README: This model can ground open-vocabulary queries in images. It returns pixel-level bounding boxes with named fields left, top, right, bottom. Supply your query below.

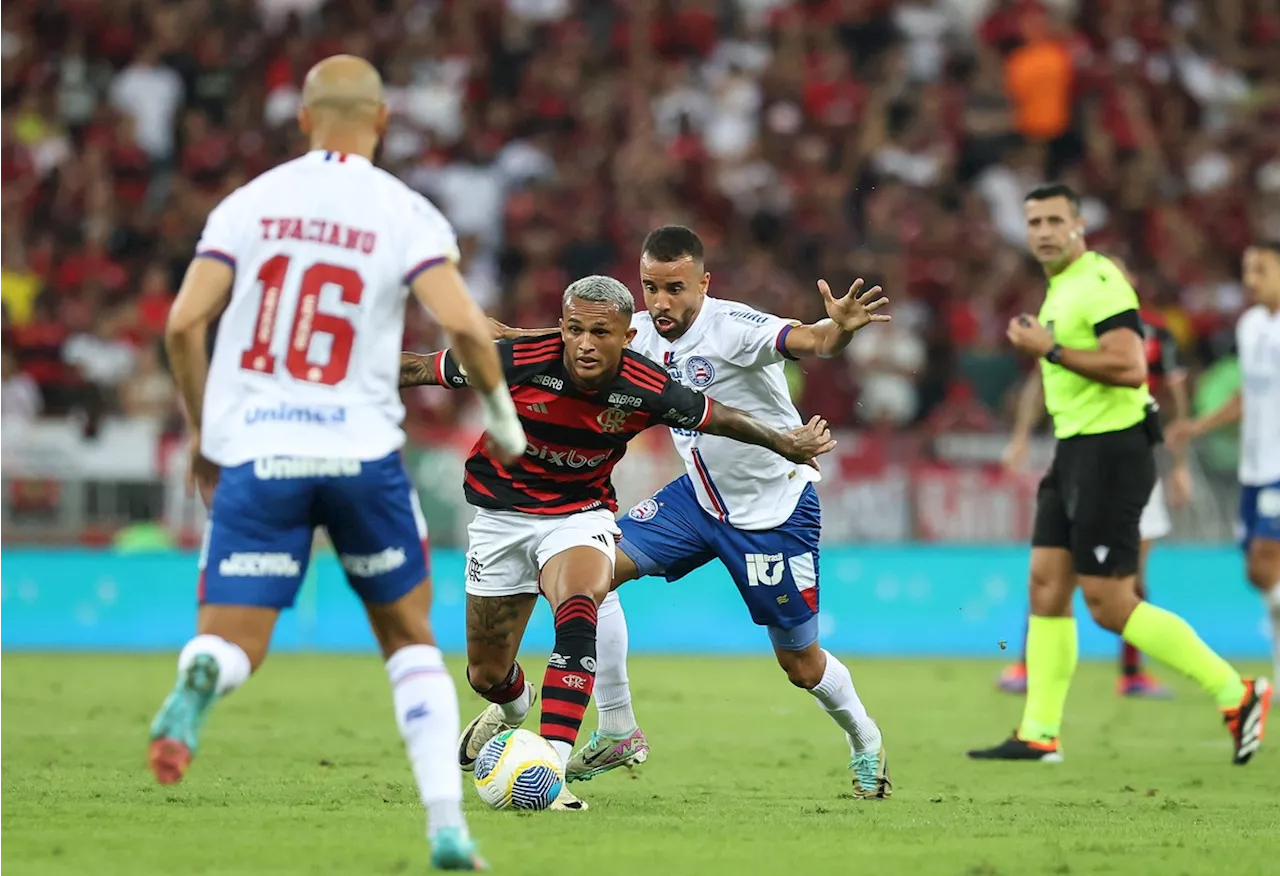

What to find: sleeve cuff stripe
left=435, top=350, right=448, bottom=387
left=404, top=256, right=449, bottom=286
left=775, top=324, right=799, bottom=360
left=197, top=250, right=236, bottom=269
left=696, top=396, right=713, bottom=430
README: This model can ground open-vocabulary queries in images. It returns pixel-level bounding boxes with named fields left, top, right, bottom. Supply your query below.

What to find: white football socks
left=178, top=634, right=251, bottom=697
left=498, top=679, right=535, bottom=725
left=386, top=645, right=466, bottom=838
left=808, top=650, right=882, bottom=755
left=593, top=591, right=639, bottom=735
left=550, top=740, right=573, bottom=766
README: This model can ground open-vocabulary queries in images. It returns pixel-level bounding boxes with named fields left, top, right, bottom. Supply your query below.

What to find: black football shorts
left=1031, top=423, right=1156, bottom=577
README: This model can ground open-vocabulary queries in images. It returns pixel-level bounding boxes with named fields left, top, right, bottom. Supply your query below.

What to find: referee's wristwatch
left=1044, top=343, right=1064, bottom=365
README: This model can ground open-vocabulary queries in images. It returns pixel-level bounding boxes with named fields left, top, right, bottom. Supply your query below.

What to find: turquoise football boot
left=430, top=827, right=488, bottom=871
left=147, top=654, right=220, bottom=784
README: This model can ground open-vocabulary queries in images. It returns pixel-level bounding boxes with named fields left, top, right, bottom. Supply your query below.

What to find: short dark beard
left=654, top=311, right=696, bottom=341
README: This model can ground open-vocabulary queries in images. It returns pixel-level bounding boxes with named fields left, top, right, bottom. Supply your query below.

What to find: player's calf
left=366, top=578, right=479, bottom=850
left=540, top=594, right=599, bottom=766
left=386, top=643, right=475, bottom=846
left=458, top=591, right=539, bottom=769
left=775, top=641, right=827, bottom=689
left=537, top=544, right=612, bottom=765
left=566, top=591, right=650, bottom=783
left=775, top=635, right=889, bottom=798
left=458, top=663, right=538, bottom=771
left=1245, top=541, right=1280, bottom=700
left=1079, top=574, right=1142, bottom=634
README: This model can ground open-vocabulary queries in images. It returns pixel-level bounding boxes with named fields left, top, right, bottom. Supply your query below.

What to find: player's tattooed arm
left=399, top=352, right=442, bottom=387
left=781, top=278, right=890, bottom=359
left=701, top=402, right=836, bottom=465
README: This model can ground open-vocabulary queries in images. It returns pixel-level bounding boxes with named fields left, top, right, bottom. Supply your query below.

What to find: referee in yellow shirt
left=967, top=183, right=1270, bottom=765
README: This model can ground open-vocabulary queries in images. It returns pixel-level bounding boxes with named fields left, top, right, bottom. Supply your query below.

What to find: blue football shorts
left=617, top=475, right=821, bottom=651
left=198, top=451, right=429, bottom=609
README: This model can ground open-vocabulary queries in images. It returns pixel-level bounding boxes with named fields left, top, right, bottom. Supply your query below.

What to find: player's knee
left=1245, top=545, right=1280, bottom=592
left=1079, top=577, right=1135, bottom=633
left=1028, top=552, right=1074, bottom=616
left=466, top=661, right=511, bottom=695
left=776, top=647, right=824, bottom=689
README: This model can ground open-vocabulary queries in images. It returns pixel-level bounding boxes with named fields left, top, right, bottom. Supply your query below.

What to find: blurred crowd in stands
left=3, top=0, right=1279, bottom=437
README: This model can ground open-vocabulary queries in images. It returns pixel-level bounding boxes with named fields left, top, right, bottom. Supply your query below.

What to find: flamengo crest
left=596, top=407, right=632, bottom=434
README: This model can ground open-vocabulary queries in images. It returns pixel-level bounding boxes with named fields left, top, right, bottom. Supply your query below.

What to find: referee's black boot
left=967, top=732, right=1063, bottom=763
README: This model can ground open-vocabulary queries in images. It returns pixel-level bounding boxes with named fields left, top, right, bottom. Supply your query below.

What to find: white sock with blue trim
left=809, top=650, right=882, bottom=755
left=594, top=591, right=638, bottom=736
left=386, top=645, right=466, bottom=838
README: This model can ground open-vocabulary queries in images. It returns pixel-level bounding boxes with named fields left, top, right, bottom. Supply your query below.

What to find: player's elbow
left=1118, top=360, right=1148, bottom=388
left=164, top=307, right=206, bottom=348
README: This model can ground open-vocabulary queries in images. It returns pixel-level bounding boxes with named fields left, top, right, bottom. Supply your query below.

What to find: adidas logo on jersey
left=526, top=402, right=549, bottom=414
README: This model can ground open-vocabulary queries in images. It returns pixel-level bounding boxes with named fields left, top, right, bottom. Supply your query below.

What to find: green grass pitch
left=3, top=653, right=1277, bottom=875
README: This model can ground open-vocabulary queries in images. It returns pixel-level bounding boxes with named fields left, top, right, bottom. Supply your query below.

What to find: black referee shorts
left=1031, top=423, right=1156, bottom=577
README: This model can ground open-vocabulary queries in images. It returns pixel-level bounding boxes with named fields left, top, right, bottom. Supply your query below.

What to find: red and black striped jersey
left=1140, top=307, right=1181, bottom=395
left=428, top=333, right=714, bottom=515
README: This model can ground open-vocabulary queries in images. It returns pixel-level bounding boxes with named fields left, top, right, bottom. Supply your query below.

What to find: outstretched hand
left=818, top=278, right=890, bottom=333
left=783, top=415, right=837, bottom=467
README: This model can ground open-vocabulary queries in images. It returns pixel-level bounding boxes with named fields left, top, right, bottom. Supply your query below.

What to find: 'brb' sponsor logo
left=219, top=552, right=300, bottom=577
left=607, top=392, right=643, bottom=408
left=254, top=458, right=362, bottom=479
left=340, top=546, right=407, bottom=577
left=245, top=403, right=346, bottom=425
left=532, top=374, right=564, bottom=391
left=525, top=444, right=611, bottom=468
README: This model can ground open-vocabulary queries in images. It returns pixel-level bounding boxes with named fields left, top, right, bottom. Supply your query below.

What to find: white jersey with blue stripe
left=1237, top=303, right=1280, bottom=485
left=629, top=296, right=819, bottom=530
left=195, top=150, right=459, bottom=467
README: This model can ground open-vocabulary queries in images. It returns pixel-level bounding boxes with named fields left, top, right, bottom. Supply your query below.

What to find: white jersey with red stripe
left=195, top=150, right=459, bottom=467
left=629, top=296, right=818, bottom=530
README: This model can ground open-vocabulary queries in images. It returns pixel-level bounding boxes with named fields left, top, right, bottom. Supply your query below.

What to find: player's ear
left=297, top=105, right=313, bottom=138
left=375, top=102, right=389, bottom=138
left=625, top=327, right=637, bottom=346
left=700, top=271, right=710, bottom=294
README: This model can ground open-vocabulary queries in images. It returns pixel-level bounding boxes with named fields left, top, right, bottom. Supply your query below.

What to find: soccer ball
left=473, top=729, right=565, bottom=811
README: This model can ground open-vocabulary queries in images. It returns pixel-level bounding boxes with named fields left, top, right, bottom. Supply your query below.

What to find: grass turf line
left=2, top=654, right=1276, bottom=875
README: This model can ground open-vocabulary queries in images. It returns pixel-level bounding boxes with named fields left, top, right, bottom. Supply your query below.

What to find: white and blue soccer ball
left=473, top=729, right=565, bottom=811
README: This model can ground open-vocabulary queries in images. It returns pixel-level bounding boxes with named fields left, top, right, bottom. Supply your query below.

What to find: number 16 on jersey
left=240, top=255, right=364, bottom=386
